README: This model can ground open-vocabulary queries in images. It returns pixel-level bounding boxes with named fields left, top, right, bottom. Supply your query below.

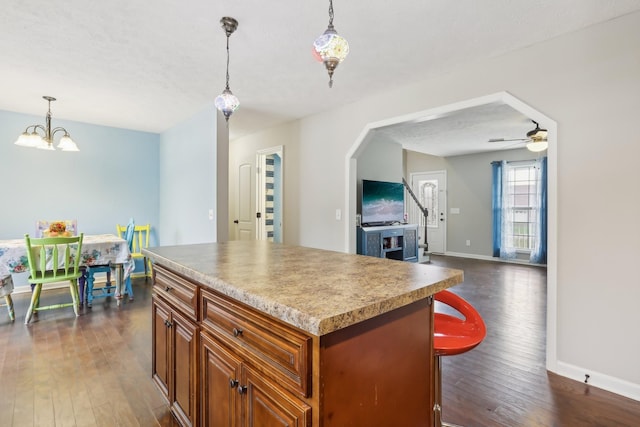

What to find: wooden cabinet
left=151, top=262, right=435, bottom=426
left=200, top=288, right=311, bottom=426
left=200, top=331, right=241, bottom=426
left=201, top=330, right=311, bottom=426
left=357, top=224, right=419, bottom=262
left=152, top=266, right=200, bottom=427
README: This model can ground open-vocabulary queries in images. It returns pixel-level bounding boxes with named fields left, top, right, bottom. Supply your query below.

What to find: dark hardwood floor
left=0, top=278, right=178, bottom=427
left=428, top=254, right=640, bottom=427
left=0, top=258, right=638, bottom=426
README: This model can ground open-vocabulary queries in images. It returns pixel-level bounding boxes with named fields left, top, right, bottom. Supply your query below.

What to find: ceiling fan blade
left=488, top=138, right=528, bottom=143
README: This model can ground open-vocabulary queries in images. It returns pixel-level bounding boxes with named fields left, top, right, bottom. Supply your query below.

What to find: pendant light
left=14, top=96, right=79, bottom=151
left=215, top=17, right=240, bottom=122
left=314, top=0, right=349, bottom=88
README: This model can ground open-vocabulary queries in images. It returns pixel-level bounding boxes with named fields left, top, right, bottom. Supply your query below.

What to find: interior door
left=237, top=163, right=254, bottom=240
left=410, top=171, right=447, bottom=254
left=256, top=146, right=283, bottom=243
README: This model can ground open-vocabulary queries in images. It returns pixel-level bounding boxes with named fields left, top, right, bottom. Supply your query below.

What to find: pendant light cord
left=328, top=0, right=334, bottom=26
left=225, top=35, right=231, bottom=90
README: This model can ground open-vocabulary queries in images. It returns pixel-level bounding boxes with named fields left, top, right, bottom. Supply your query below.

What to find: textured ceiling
left=1, top=1, right=639, bottom=146
left=376, top=103, right=535, bottom=157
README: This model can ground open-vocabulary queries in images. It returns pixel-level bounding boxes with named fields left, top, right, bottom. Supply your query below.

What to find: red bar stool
left=433, top=290, right=487, bottom=427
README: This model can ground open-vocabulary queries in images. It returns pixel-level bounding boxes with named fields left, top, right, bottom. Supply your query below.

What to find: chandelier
left=14, top=96, right=79, bottom=151
left=314, top=0, right=349, bottom=88
left=214, top=17, right=240, bottom=122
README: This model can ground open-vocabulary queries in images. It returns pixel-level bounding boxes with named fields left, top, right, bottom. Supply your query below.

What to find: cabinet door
left=172, top=309, right=199, bottom=427
left=201, top=331, right=242, bottom=427
left=364, top=231, right=381, bottom=257
left=403, top=226, right=418, bottom=261
left=152, top=297, right=171, bottom=400
left=242, top=367, right=311, bottom=427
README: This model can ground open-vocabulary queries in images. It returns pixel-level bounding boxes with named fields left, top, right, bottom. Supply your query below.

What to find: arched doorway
left=344, top=91, right=558, bottom=372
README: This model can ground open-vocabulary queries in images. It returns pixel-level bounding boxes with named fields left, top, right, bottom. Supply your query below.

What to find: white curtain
left=499, top=161, right=517, bottom=260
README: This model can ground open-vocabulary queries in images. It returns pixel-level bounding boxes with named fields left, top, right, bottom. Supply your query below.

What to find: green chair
left=24, top=233, right=84, bottom=324
left=117, top=222, right=152, bottom=279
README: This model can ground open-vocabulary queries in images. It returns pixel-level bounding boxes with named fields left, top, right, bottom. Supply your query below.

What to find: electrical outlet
left=466, top=240, right=471, bottom=246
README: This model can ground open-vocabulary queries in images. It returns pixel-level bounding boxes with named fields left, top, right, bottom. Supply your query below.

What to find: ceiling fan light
left=527, top=128, right=548, bottom=140
left=526, top=139, right=548, bottom=152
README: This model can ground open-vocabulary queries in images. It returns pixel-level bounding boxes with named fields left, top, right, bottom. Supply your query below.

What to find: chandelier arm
left=26, top=124, right=46, bottom=134
left=51, top=127, right=70, bottom=138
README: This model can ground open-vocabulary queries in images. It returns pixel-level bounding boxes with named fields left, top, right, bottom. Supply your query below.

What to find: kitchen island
left=144, top=241, right=463, bottom=427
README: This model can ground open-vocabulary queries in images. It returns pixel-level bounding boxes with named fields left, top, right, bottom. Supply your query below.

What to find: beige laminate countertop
left=143, top=241, right=463, bottom=336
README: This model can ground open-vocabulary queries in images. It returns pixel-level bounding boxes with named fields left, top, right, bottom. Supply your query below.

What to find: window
left=504, top=162, right=540, bottom=251
left=492, top=157, right=547, bottom=264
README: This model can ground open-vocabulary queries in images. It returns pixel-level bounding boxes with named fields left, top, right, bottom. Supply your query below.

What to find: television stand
left=357, top=224, right=419, bottom=262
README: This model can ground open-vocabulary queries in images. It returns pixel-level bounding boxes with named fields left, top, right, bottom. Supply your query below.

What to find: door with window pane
left=410, top=171, right=446, bottom=254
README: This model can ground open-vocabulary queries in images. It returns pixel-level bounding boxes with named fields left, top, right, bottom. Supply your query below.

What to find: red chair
left=433, top=290, right=487, bottom=427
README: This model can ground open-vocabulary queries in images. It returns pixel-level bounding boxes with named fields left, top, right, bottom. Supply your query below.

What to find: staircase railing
left=402, top=178, right=429, bottom=256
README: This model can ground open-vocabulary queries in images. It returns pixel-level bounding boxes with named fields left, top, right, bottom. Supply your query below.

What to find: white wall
left=228, top=121, right=300, bottom=245
left=232, top=12, right=640, bottom=399
left=355, top=136, right=404, bottom=222
left=159, top=104, right=222, bottom=245
left=357, top=137, right=404, bottom=181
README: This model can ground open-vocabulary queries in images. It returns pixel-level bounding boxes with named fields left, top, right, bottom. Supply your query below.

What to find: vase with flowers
left=43, top=221, right=72, bottom=237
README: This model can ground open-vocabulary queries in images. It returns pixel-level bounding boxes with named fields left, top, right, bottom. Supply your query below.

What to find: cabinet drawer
left=154, top=265, right=198, bottom=321
left=201, top=288, right=311, bottom=398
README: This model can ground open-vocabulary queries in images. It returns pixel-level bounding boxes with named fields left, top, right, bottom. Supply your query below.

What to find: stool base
left=433, top=356, right=466, bottom=427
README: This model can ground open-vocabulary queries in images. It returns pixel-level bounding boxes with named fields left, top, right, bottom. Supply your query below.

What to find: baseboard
left=441, top=251, right=547, bottom=267
left=556, top=361, right=640, bottom=402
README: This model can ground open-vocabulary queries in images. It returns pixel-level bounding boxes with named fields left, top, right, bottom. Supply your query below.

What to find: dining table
left=0, top=233, right=134, bottom=300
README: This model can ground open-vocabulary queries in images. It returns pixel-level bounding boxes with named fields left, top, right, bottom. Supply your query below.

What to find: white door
left=236, top=163, right=254, bottom=240
left=410, top=171, right=447, bottom=254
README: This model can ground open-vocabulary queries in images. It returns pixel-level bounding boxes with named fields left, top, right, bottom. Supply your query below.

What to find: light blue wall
left=0, top=109, right=160, bottom=245
left=159, top=104, right=219, bottom=245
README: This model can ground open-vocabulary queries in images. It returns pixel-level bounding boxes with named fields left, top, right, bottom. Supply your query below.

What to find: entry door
left=236, top=163, right=254, bottom=240
left=410, top=171, right=447, bottom=254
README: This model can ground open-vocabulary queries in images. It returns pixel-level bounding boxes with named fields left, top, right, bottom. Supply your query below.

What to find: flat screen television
left=361, top=179, right=405, bottom=226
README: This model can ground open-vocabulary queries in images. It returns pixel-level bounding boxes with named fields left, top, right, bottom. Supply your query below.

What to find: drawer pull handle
left=165, top=286, right=172, bottom=292
left=229, top=379, right=239, bottom=389
left=232, top=328, right=243, bottom=337
left=237, top=385, right=247, bottom=395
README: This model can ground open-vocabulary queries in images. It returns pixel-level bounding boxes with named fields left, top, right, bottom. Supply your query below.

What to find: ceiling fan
left=488, top=120, right=548, bottom=152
